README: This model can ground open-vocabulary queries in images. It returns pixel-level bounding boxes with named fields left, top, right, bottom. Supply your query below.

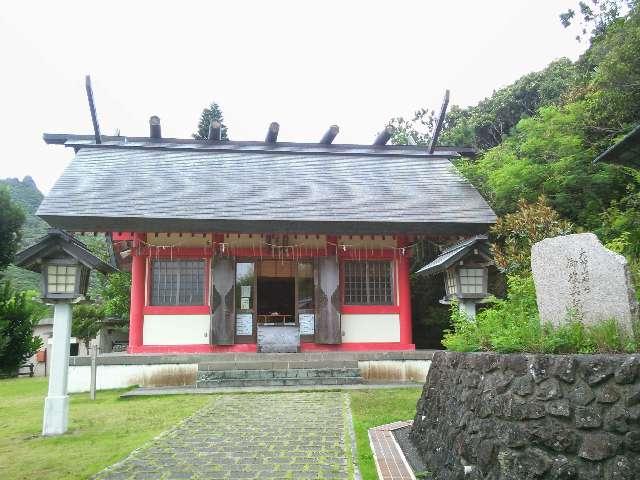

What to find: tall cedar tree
left=193, top=102, right=229, bottom=140
left=0, top=187, right=25, bottom=272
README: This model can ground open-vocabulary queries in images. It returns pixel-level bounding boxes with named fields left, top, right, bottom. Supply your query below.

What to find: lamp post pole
left=42, top=303, right=72, bottom=436
left=460, top=299, right=477, bottom=320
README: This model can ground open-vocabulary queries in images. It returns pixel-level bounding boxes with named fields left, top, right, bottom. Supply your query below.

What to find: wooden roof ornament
left=429, top=89, right=450, bottom=154
left=207, top=120, right=222, bottom=143
left=149, top=116, right=162, bottom=139
left=85, top=75, right=101, bottom=145
left=319, top=125, right=339, bottom=145
left=373, top=125, right=393, bottom=146
left=265, top=122, right=280, bottom=143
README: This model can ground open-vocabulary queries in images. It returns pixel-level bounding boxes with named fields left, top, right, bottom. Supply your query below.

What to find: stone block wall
left=410, top=351, right=640, bottom=479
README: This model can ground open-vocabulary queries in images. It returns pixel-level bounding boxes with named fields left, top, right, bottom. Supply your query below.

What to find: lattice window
left=458, top=268, right=485, bottom=295
left=344, top=261, right=393, bottom=305
left=47, top=264, right=77, bottom=294
left=151, top=260, right=205, bottom=306
left=445, top=270, right=457, bottom=296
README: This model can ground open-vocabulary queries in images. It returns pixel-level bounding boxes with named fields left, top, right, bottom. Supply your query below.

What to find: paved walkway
left=93, top=392, right=352, bottom=480
left=368, top=421, right=415, bottom=480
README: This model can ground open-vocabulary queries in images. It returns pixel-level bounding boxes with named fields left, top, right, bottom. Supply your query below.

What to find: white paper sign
left=240, top=297, right=250, bottom=310
left=236, top=313, right=253, bottom=336
left=299, top=314, right=315, bottom=335
left=241, top=285, right=251, bottom=298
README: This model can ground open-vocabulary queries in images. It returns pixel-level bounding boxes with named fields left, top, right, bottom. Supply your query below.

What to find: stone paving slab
left=93, top=392, right=352, bottom=480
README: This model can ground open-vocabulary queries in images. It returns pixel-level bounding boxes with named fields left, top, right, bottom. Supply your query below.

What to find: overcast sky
left=0, top=1, right=586, bottom=193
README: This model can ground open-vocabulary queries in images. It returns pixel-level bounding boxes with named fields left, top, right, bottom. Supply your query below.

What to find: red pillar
left=128, top=233, right=146, bottom=352
left=398, top=248, right=414, bottom=347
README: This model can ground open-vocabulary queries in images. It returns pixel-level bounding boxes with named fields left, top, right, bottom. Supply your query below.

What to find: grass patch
left=349, top=388, right=422, bottom=480
left=0, top=377, right=210, bottom=480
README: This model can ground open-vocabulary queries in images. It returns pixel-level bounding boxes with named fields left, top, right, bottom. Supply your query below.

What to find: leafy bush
left=442, top=274, right=638, bottom=354
left=72, top=304, right=106, bottom=352
left=490, top=197, right=573, bottom=274
left=100, top=271, right=131, bottom=320
left=0, top=283, right=45, bottom=375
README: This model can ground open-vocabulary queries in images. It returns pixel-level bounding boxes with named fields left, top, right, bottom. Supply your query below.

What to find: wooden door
left=211, top=257, right=235, bottom=345
left=314, top=256, right=342, bottom=344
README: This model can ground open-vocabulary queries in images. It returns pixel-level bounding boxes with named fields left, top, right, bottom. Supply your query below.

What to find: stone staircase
left=196, top=359, right=364, bottom=388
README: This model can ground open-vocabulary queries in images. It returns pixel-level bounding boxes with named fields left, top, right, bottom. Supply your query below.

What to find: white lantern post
left=14, top=229, right=117, bottom=436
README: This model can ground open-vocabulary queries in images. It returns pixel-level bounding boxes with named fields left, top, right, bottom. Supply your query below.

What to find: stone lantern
left=15, top=229, right=117, bottom=435
left=417, top=236, right=493, bottom=319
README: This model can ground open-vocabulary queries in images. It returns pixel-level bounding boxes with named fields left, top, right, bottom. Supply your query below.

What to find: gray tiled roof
left=417, top=235, right=490, bottom=275
left=38, top=142, right=496, bottom=234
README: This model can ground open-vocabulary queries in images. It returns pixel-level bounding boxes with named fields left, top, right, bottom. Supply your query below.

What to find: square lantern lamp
left=42, top=258, right=91, bottom=302
left=443, top=263, right=489, bottom=301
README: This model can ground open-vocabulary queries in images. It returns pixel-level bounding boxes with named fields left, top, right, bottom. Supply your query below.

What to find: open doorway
left=257, top=260, right=296, bottom=325
left=257, top=277, right=295, bottom=321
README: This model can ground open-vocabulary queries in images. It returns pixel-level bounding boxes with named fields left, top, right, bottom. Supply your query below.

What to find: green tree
left=490, top=197, right=574, bottom=275
left=71, top=303, right=105, bottom=352
left=193, top=102, right=229, bottom=140
left=0, top=284, right=44, bottom=375
left=560, top=0, right=636, bottom=41
left=101, top=271, right=131, bottom=320
left=389, top=59, right=579, bottom=150
left=0, top=187, right=25, bottom=272
left=77, top=234, right=130, bottom=321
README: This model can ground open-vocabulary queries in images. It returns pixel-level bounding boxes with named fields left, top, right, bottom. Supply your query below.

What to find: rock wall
left=410, top=351, right=640, bottom=479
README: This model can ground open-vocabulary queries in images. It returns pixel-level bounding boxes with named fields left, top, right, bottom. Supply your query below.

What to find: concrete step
left=196, top=364, right=364, bottom=388
left=197, top=359, right=359, bottom=371
left=196, top=376, right=364, bottom=388
left=198, top=367, right=361, bottom=381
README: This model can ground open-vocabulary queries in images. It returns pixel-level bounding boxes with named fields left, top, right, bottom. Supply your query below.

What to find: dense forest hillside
left=395, top=3, right=640, bottom=345
left=0, top=177, right=49, bottom=291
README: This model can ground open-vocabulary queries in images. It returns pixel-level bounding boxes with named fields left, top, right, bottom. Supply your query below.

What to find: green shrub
left=442, top=274, right=638, bottom=354
left=0, top=283, right=45, bottom=375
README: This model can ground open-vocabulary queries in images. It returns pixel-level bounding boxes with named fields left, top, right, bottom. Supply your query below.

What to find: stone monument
left=531, top=233, right=638, bottom=334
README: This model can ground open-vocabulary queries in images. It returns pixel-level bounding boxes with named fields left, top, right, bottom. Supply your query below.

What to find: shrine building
left=38, top=120, right=496, bottom=354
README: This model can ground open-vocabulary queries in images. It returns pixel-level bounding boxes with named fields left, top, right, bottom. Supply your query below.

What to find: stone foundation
left=66, top=350, right=432, bottom=392
left=411, top=351, right=640, bottom=479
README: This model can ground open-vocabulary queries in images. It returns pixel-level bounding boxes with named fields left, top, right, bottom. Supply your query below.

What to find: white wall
left=67, top=363, right=198, bottom=393
left=341, top=314, right=400, bottom=343
left=143, top=315, right=210, bottom=345
left=359, top=360, right=431, bottom=382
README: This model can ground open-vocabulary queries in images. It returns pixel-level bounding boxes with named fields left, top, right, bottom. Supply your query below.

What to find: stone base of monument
left=410, top=351, right=640, bottom=479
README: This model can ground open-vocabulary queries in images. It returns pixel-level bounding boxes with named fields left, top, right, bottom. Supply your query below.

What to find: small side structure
left=417, top=235, right=495, bottom=318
